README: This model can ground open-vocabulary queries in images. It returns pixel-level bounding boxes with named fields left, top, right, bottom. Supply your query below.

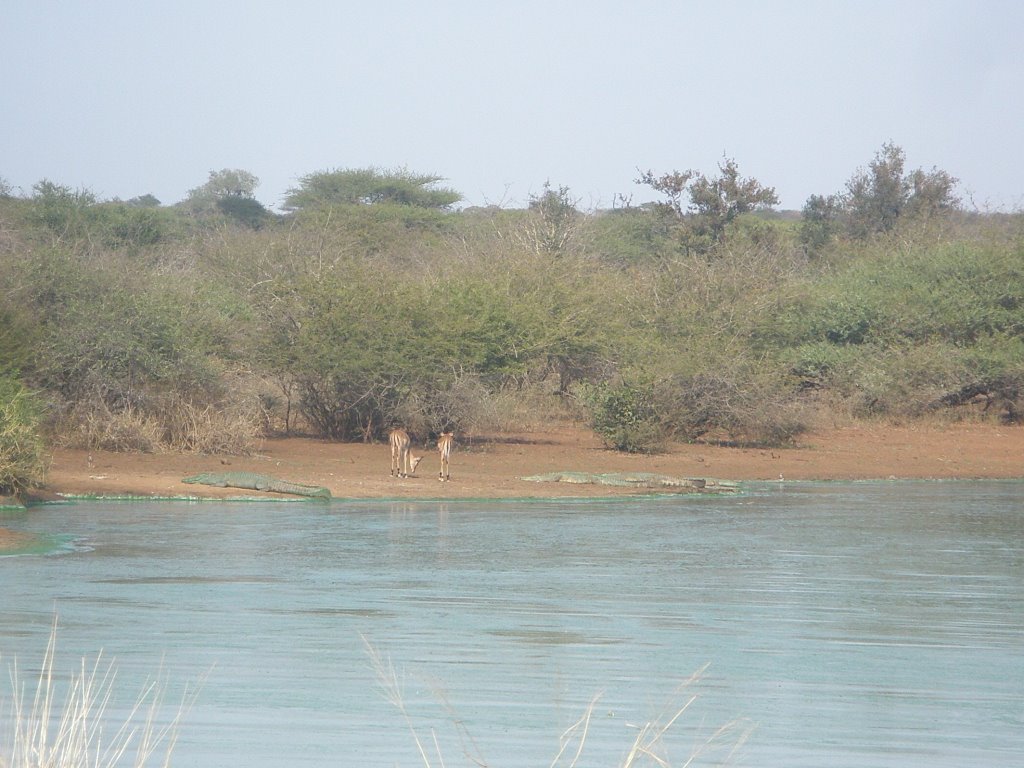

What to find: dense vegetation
left=1, top=150, right=1022, bottom=495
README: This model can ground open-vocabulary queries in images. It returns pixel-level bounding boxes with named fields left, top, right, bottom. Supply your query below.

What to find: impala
left=389, top=428, right=422, bottom=478
left=437, top=431, right=453, bottom=481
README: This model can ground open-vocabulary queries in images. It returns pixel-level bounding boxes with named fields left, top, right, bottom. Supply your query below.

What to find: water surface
left=2, top=482, right=1022, bottom=766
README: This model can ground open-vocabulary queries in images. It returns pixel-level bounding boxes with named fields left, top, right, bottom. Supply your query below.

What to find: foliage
left=127, top=193, right=161, bottom=207
left=183, top=168, right=269, bottom=228
left=799, top=193, right=843, bottom=255
left=686, top=158, right=780, bottom=239
left=941, top=333, right=1024, bottom=422
left=25, top=251, right=213, bottom=407
left=215, top=194, right=270, bottom=228
left=0, top=153, right=1019, bottom=456
left=636, top=157, right=779, bottom=250
left=94, top=201, right=180, bottom=247
left=0, top=376, right=47, bottom=496
left=576, top=381, right=668, bottom=453
left=187, top=168, right=261, bottom=200
left=28, top=180, right=97, bottom=240
left=802, top=141, right=962, bottom=241
left=283, top=167, right=461, bottom=212
left=8, top=243, right=252, bottom=452
left=278, top=264, right=544, bottom=439
left=764, top=238, right=1024, bottom=349
left=24, top=180, right=178, bottom=248
left=585, top=206, right=679, bottom=264
left=655, top=365, right=808, bottom=446
left=289, top=201, right=455, bottom=258
left=0, top=306, right=34, bottom=377
left=520, top=181, right=582, bottom=254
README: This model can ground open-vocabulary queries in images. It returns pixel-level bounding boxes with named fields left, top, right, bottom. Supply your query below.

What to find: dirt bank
left=37, top=422, right=1024, bottom=502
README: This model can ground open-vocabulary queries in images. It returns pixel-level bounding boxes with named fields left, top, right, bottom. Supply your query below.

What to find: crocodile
left=520, top=471, right=739, bottom=493
left=182, top=471, right=331, bottom=499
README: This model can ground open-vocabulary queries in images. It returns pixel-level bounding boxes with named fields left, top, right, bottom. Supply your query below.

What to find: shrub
left=57, top=391, right=263, bottom=455
left=157, top=393, right=263, bottom=454
left=655, top=367, right=809, bottom=446
left=576, top=381, right=669, bottom=453
left=785, top=342, right=860, bottom=389
left=0, top=307, right=35, bottom=378
left=55, top=400, right=163, bottom=452
left=939, top=334, right=1024, bottom=422
left=0, top=377, right=47, bottom=496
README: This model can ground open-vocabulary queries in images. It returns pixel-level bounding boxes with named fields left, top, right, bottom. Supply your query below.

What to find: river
left=2, top=481, right=1022, bottom=766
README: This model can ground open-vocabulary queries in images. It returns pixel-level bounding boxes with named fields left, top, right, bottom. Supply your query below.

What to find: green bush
left=785, top=342, right=860, bottom=389
left=576, top=381, right=668, bottom=453
left=3, top=170, right=1022, bottom=454
left=942, top=334, right=1024, bottom=421
left=21, top=247, right=217, bottom=406
left=0, top=377, right=47, bottom=496
left=850, top=343, right=965, bottom=417
left=0, top=307, right=35, bottom=377
left=25, top=181, right=180, bottom=249
left=766, top=239, right=1024, bottom=351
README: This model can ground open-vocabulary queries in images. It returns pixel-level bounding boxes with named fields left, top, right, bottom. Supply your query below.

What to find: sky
left=3, top=1, right=1022, bottom=212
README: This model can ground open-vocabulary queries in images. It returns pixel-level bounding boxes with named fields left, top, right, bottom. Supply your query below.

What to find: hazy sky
left=3, top=1, right=1022, bottom=211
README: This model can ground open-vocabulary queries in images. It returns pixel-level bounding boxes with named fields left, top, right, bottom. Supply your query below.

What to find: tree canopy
left=183, top=168, right=268, bottom=227
left=283, top=167, right=462, bottom=212
left=187, top=169, right=261, bottom=201
left=1, top=142, right=1010, bottom=491
left=800, top=142, right=961, bottom=248
left=636, top=157, right=779, bottom=247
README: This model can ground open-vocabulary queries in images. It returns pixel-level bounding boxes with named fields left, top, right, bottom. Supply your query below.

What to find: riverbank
left=2, top=421, right=1021, bottom=553
left=34, top=422, right=1024, bottom=502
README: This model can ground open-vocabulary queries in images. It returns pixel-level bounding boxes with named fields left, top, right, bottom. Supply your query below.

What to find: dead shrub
left=657, top=367, right=810, bottom=447
left=54, top=393, right=262, bottom=455
left=471, top=380, right=575, bottom=435
left=392, top=374, right=571, bottom=441
left=157, top=395, right=262, bottom=455
left=56, top=401, right=163, bottom=453
left=392, top=374, right=492, bottom=438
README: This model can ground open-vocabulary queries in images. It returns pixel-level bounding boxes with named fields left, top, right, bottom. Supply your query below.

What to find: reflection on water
left=2, top=482, right=1023, bottom=766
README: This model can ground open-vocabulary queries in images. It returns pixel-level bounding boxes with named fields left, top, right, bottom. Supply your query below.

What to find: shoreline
left=3, top=422, right=1022, bottom=553
left=33, top=422, right=1024, bottom=502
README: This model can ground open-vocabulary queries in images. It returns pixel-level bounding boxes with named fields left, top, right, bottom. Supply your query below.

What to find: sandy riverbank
left=35, top=422, right=1024, bottom=502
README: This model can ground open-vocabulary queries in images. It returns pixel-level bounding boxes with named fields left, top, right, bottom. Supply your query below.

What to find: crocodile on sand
left=520, top=471, right=739, bottom=493
left=182, top=471, right=331, bottom=499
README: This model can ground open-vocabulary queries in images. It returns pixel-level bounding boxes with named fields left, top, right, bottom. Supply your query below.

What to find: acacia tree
left=188, top=169, right=260, bottom=200
left=184, top=168, right=268, bottom=228
left=283, top=167, right=461, bottom=212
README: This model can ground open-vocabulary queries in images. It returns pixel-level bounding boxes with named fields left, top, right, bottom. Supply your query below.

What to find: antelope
left=437, top=431, right=454, bottom=481
left=389, top=428, right=422, bottom=478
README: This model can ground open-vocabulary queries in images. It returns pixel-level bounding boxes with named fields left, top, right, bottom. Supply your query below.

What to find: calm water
left=2, top=482, right=1023, bottom=766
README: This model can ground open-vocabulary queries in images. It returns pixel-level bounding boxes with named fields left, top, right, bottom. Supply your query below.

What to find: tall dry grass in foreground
left=1, top=623, right=199, bottom=768
left=365, top=637, right=754, bottom=767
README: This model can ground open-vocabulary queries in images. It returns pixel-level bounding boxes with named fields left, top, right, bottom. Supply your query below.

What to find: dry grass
left=364, top=637, right=754, bottom=768
left=55, top=396, right=261, bottom=456
left=157, top=397, right=261, bottom=455
left=1, top=620, right=199, bottom=768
